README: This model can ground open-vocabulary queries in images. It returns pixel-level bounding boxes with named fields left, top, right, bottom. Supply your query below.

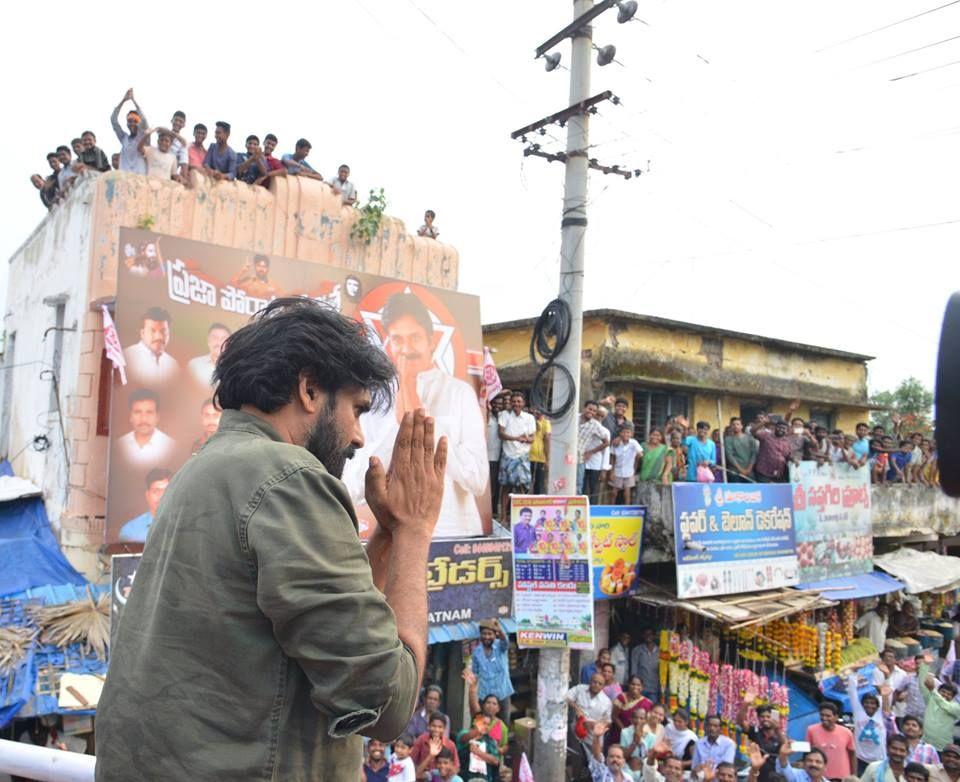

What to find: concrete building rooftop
left=483, top=307, right=875, bottom=364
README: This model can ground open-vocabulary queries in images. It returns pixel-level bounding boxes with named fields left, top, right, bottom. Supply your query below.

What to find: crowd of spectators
left=566, top=619, right=960, bottom=782
left=28, top=88, right=442, bottom=241
left=362, top=619, right=512, bottom=781
left=487, top=390, right=938, bottom=512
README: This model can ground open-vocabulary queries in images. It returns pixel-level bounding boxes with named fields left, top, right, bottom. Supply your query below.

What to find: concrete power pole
left=534, top=1, right=593, bottom=779
left=510, top=0, right=640, bottom=776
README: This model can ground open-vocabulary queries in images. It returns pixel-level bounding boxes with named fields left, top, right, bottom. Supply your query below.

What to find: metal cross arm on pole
left=534, top=0, right=618, bottom=58
left=510, top=91, right=616, bottom=140
left=524, top=146, right=642, bottom=179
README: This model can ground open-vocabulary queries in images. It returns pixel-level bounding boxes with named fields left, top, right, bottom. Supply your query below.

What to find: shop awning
left=796, top=571, right=906, bottom=600
left=632, top=583, right=835, bottom=630
left=429, top=617, right=517, bottom=645
left=874, top=548, right=960, bottom=594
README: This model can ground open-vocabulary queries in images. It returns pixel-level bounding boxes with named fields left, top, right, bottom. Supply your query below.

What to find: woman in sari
left=639, top=429, right=669, bottom=483
left=464, top=669, right=509, bottom=759
left=611, top=675, right=654, bottom=743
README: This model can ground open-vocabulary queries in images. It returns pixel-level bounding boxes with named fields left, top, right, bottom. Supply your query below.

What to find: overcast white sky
left=4, top=0, right=958, bottom=394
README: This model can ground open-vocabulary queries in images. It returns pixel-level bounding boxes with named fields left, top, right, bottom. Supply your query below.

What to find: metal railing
left=0, top=739, right=95, bottom=782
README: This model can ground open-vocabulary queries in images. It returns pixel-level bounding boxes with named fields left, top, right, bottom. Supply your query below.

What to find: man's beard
left=305, top=408, right=356, bottom=478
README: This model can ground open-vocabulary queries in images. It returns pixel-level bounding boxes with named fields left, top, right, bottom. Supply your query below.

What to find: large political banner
left=789, top=462, right=873, bottom=582
left=107, top=228, right=490, bottom=544
left=427, top=537, right=512, bottom=627
left=590, top=505, right=645, bottom=600
left=511, top=495, right=594, bottom=649
left=672, top=483, right=798, bottom=599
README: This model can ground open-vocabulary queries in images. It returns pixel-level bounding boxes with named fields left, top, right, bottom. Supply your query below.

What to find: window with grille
left=631, top=388, right=689, bottom=441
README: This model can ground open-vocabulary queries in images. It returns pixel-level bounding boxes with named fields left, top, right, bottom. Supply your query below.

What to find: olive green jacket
left=96, top=410, right=418, bottom=781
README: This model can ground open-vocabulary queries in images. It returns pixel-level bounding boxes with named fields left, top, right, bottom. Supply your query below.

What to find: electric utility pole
left=509, top=1, right=641, bottom=778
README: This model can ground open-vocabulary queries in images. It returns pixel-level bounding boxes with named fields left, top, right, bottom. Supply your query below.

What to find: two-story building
left=483, top=308, right=874, bottom=436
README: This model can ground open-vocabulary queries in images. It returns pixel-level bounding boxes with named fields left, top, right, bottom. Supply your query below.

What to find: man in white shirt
left=566, top=672, right=613, bottom=751
left=855, top=604, right=890, bottom=654
left=187, top=322, right=232, bottom=387
left=123, top=307, right=180, bottom=386
left=330, top=163, right=357, bottom=205
left=138, top=128, right=184, bottom=182
left=498, top=391, right=537, bottom=520
left=342, top=292, right=488, bottom=538
left=486, top=394, right=505, bottom=520
left=610, top=425, right=643, bottom=505
left=114, top=389, right=176, bottom=468
left=169, top=111, right=190, bottom=179
left=873, top=648, right=912, bottom=719
left=578, top=400, right=610, bottom=503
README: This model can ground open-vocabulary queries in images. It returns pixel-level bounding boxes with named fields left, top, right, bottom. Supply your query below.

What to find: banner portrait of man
left=341, top=285, right=491, bottom=538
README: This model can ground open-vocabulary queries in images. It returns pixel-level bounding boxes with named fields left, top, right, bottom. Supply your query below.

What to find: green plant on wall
left=137, top=214, right=156, bottom=230
left=350, top=188, right=387, bottom=244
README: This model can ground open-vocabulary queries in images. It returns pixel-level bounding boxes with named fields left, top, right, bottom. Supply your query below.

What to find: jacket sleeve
left=245, top=464, right=419, bottom=740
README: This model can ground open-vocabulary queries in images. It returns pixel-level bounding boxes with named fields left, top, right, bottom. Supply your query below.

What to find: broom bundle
left=27, top=590, right=110, bottom=660
left=0, top=626, right=38, bottom=676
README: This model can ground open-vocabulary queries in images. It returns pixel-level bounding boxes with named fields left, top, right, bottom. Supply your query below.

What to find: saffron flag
left=101, top=305, right=127, bottom=385
left=482, top=346, right=502, bottom=403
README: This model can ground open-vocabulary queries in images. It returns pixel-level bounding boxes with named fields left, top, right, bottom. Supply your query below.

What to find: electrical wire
left=859, top=33, right=960, bottom=67
left=891, top=57, right=960, bottom=81
left=816, top=0, right=960, bottom=52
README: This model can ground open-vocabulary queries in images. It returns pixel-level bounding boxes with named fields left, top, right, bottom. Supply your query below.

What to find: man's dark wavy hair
left=213, top=297, right=395, bottom=414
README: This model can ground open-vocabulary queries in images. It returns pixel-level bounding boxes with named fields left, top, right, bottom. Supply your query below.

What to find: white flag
left=101, top=305, right=127, bottom=386
left=482, top=346, right=502, bottom=403
left=518, top=752, right=535, bottom=782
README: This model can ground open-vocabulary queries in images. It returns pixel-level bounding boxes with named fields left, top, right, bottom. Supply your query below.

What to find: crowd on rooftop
left=486, top=391, right=939, bottom=514
left=28, top=88, right=443, bottom=241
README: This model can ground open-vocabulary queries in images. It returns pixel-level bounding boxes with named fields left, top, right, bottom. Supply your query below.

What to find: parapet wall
left=89, top=170, right=459, bottom=303
left=5, top=170, right=461, bottom=580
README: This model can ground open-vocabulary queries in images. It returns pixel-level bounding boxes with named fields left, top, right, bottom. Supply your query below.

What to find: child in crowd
left=871, top=436, right=894, bottom=484
left=888, top=440, right=914, bottom=483
left=430, top=748, right=464, bottom=782
left=610, top=425, right=643, bottom=505
left=388, top=734, right=417, bottom=782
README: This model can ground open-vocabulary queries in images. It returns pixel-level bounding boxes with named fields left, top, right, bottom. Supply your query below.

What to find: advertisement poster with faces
left=789, top=461, right=873, bottom=583
left=672, top=483, right=799, bottom=599
left=511, top=495, right=595, bottom=649
left=106, top=228, right=490, bottom=544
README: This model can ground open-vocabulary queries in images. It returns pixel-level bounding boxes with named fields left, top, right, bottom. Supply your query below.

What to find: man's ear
left=297, top=372, right=323, bottom=414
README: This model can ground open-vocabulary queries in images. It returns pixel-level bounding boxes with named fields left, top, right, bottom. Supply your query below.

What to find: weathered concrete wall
left=88, top=170, right=459, bottom=305
left=4, top=169, right=461, bottom=581
left=483, top=313, right=871, bottom=430
left=872, top=485, right=960, bottom=537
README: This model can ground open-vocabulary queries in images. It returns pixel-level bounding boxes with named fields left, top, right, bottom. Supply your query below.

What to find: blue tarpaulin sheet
left=0, top=496, right=86, bottom=597
left=0, top=584, right=108, bottom=727
left=429, top=617, right=517, bottom=645
left=796, top=571, right=905, bottom=600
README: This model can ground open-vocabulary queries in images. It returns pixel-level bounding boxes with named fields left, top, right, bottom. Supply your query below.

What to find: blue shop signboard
left=672, top=483, right=799, bottom=599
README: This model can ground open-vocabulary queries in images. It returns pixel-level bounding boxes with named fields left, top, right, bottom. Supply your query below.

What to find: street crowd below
left=28, top=87, right=442, bottom=240
left=486, top=391, right=940, bottom=512
left=363, top=613, right=960, bottom=782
